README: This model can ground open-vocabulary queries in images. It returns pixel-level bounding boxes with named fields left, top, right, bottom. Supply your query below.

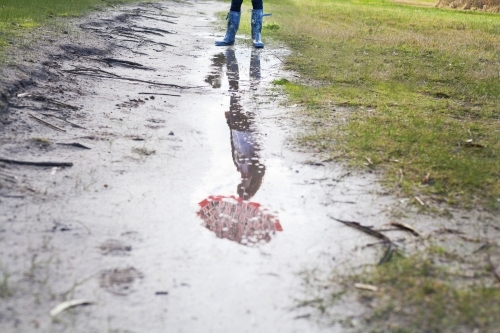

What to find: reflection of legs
left=250, top=48, right=261, bottom=82
left=225, top=49, right=239, bottom=91
left=205, top=53, right=226, bottom=88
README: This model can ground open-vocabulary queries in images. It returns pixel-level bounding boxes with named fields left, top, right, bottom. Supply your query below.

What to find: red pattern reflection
left=198, top=195, right=283, bottom=247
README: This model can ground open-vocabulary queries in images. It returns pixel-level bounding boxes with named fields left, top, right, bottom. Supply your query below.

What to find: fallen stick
left=131, top=25, right=175, bottom=34
left=29, top=114, right=66, bottom=132
left=114, top=27, right=164, bottom=37
left=432, top=228, right=465, bottom=235
left=108, top=42, right=148, bottom=56
left=18, top=94, right=79, bottom=110
left=64, top=68, right=191, bottom=89
left=41, top=114, right=87, bottom=129
left=414, top=196, right=425, bottom=206
left=0, top=194, right=24, bottom=199
left=329, top=215, right=396, bottom=265
left=0, top=171, right=17, bottom=180
left=328, top=216, right=390, bottom=241
left=389, top=221, right=423, bottom=237
left=354, top=283, right=378, bottom=292
left=138, top=92, right=181, bottom=97
left=0, top=158, right=73, bottom=167
left=111, top=30, right=175, bottom=47
left=56, top=143, right=91, bottom=150
left=82, top=57, right=149, bottom=70
left=128, top=14, right=177, bottom=24
left=378, top=243, right=395, bottom=265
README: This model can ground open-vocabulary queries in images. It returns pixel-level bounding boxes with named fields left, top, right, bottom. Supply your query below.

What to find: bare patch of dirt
left=436, top=0, right=500, bottom=11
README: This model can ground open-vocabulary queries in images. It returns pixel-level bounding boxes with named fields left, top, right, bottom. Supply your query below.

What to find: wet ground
left=0, top=1, right=498, bottom=332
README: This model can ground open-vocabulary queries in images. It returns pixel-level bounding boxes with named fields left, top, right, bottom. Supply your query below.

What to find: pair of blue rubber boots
left=215, top=10, right=264, bottom=48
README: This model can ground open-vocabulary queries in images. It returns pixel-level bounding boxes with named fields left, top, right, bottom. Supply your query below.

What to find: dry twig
left=389, top=221, right=423, bottom=237
left=29, top=114, right=66, bottom=132
left=0, top=158, right=73, bottom=167
left=64, top=68, right=190, bottom=89
left=41, top=114, right=87, bottom=129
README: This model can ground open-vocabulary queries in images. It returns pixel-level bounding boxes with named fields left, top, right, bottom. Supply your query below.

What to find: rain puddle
left=197, top=48, right=283, bottom=246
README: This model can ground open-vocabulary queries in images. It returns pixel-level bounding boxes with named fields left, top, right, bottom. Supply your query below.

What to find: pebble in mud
left=99, top=239, right=132, bottom=256
left=99, top=267, right=143, bottom=295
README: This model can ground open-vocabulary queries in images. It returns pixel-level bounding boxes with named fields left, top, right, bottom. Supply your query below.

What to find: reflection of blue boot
left=250, top=49, right=261, bottom=81
left=215, top=11, right=241, bottom=46
left=251, top=10, right=264, bottom=48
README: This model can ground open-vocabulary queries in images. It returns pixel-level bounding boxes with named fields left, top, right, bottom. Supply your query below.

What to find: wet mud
left=0, top=1, right=498, bottom=333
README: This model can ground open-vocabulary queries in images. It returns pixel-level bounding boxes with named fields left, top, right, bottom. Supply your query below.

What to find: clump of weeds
left=264, top=22, right=280, bottom=31
left=0, top=265, right=13, bottom=299
left=264, top=0, right=500, bottom=211
left=132, top=147, right=156, bottom=156
left=30, top=137, right=51, bottom=148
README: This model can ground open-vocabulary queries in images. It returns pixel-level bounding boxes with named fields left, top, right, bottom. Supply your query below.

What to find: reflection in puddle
left=198, top=49, right=282, bottom=246
left=199, top=196, right=282, bottom=247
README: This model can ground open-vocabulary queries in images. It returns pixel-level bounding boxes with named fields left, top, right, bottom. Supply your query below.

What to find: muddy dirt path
left=1, top=1, right=497, bottom=333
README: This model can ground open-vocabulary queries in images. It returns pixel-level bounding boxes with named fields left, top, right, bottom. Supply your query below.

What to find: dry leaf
left=50, top=299, right=95, bottom=317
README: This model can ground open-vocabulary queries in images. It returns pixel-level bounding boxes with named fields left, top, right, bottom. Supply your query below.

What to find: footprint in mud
left=99, top=239, right=132, bottom=256
left=146, top=118, right=165, bottom=124
left=115, top=99, right=146, bottom=108
left=145, top=124, right=165, bottom=130
left=99, top=267, right=143, bottom=295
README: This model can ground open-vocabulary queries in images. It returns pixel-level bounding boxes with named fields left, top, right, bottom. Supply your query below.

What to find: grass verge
left=0, top=0, right=159, bottom=55
left=262, top=0, right=500, bottom=211
left=299, top=246, right=500, bottom=332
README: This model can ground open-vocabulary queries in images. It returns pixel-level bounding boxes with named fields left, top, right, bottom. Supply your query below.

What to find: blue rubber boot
left=215, top=11, right=241, bottom=46
left=251, top=9, right=264, bottom=48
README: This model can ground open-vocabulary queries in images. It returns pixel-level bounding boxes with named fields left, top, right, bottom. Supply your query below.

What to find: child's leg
left=230, top=0, right=244, bottom=12
left=215, top=1, right=243, bottom=46
left=250, top=1, right=264, bottom=48
left=251, top=0, right=263, bottom=10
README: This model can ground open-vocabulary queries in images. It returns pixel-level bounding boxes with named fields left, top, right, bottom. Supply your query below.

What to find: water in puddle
left=197, top=48, right=283, bottom=246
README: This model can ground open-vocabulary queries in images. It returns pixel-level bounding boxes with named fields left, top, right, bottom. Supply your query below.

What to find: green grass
left=0, top=0, right=158, bottom=53
left=263, top=0, right=500, bottom=211
left=299, top=248, right=500, bottom=332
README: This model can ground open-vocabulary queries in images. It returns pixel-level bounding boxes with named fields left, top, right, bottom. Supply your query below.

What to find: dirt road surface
left=1, top=1, right=496, bottom=332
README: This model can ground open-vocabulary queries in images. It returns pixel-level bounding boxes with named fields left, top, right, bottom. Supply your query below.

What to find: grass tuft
left=30, top=137, right=51, bottom=147
left=0, top=266, right=13, bottom=299
left=132, top=147, right=156, bottom=156
left=263, top=22, right=280, bottom=30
